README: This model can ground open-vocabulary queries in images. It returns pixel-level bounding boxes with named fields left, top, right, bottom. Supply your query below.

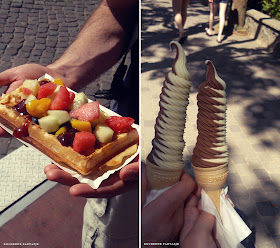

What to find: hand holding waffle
left=44, top=159, right=139, bottom=198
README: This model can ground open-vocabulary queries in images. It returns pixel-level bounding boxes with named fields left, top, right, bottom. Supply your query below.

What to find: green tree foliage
left=262, top=0, right=280, bottom=20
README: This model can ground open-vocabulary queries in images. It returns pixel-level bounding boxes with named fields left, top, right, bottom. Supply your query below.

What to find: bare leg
left=181, top=0, right=190, bottom=30
left=217, top=3, right=227, bottom=42
left=172, top=0, right=184, bottom=39
left=207, top=3, right=218, bottom=35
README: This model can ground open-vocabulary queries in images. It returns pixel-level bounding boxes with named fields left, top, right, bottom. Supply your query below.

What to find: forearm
left=47, top=0, right=137, bottom=90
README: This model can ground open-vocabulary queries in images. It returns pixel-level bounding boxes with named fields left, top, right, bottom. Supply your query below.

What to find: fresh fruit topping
left=12, top=99, right=28, bottom=115
left=37, top=83, right=57, bottom=99
left=93, top=124, right=114, bottom=144
left=70, top=119, right=92, bottom=132
left=55, top=126, right=67, bottom=136
left=32, top=117, right=39, bottom=124
left=38, top=115, right=60, bottom=133
left=73, top=131, right=96, bottom=154
left=39, top=79, right=52, bottom=86
left=22, top=87, right=33, bottom=95
left=22, top=79, right=40, bottom=96
left=26, top=98, right=52, bottom=118
left=57, top=130, right=77, bottom=147
left=70, top=92, right=88, bottom=110
left=49, top=86, right=74, bottom=110
left=69, top=91, right=75, bottom=103
left=47, top=110, right=71, bottom=126
left=25, top=94, right=37, bottom=103
left=69, top=102, right=100, bottom=122
left=105, top=116, right=134, bottom=133
left=53, top=78, right=65, bottom=86
left=13, top=122, right=29, bottom=138
left=90, top=110, right=110, bottom=127
left=45, top=85, right=61, bottom=101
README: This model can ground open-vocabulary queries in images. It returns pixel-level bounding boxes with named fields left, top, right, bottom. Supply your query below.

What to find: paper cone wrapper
left=192, top=163, right=228, bottom=216
left=146, top=159, right=184, bottom=190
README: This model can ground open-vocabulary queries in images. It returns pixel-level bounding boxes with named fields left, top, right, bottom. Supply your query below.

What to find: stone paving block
left=18, top=50, right=30, bottom=58
left=270, top=173, right=280, bottom=187
left=256, top=201, right=277, bottom=217
left=235, top=163, right=252, bottom=177
left=228, top=125, right=242, bottom=132
left=253, top=168, right=271, bottom=180
left=0, top=34, right=13, bottom=43
left=0, top=139, right=10, bottom=155
left=249, top=187, right=269, bottom=202
left=1, top=4, right=10, bottom=10
left=230, top=154, right=248, bottom=164
left=13, top=57, right=28, bottom=66
left=262, top=216, right=280, bottom=236
left=260, top=179, right=279, bottom=193
left=228, top=183, right=250, bottom=198
left=4, top=47, right=19, bottom=56
left=235, top=196, right=257, bottom=215
left=272, top=236, right=280, bottom=248
left=4, top=26, right=15, bottom=33
left=255, top=232, right=276, bottom=248
left=241, top=174, right=261, bottom=189
left=245, top=212, right=267, bottom=232
left=31, top=49, right=43, bottom=56
left=228, top=172, right=242, bottom=184
left=2, top=54, right=13, bottom=62
left=0, top=63, right=12, bottom=72
left=262, top=162, right=280, bottom=174
left=28, top=55, right=41, bottom=63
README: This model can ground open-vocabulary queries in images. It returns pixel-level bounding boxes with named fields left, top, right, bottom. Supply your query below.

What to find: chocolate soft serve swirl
left=192, top=60, right=228, bottom=168
left=148, top=41, right=192, bottom=169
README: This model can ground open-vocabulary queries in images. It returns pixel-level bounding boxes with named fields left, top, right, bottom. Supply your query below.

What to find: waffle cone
left=192, top=163, right=228, bottom=215
left=146, top=159, right=184, bottom=190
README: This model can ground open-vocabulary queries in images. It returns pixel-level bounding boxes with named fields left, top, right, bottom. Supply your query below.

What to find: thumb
left=119, top=161, right=139, bottom=182
left=193, top=211, right=216, bottom=234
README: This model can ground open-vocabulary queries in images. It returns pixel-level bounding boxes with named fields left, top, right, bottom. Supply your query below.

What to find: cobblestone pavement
left=141, top=0, right=280, bottom=247
left=0, top=0, right=120, bottom=159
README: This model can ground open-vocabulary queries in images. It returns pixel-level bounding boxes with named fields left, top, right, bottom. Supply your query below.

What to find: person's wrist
left=46, top=62, right=79, bottom=90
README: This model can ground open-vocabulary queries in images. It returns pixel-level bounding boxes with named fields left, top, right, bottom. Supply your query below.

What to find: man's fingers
left=44, top=166, right=80, bottom=186
left=0, top=68, right=15, bottom=86
left=180, top=206, right=199, bottom=242
left=185, top=192, right=198, bottom=208
left=119, top=161, right=139, bottom=182
left=70, top=183, right=97, bottom=197
left=180, top=193, right=200, bottom=240
left=44, top=163, right=61, bottom=173
left=193, top=211, right=216, bottom=234
left=162, top=171, right=195, bottom=205
left=193, top=184, right=201, bottom=199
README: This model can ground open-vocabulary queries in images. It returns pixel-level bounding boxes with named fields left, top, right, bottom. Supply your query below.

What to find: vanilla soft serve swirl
left=148, top=41, right=192, bottom=169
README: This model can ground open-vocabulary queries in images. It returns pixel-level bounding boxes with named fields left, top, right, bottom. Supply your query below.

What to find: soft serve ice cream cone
left=192, top=60, right=228, bottom=215
left=146, top=41, right=192, bottom=190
